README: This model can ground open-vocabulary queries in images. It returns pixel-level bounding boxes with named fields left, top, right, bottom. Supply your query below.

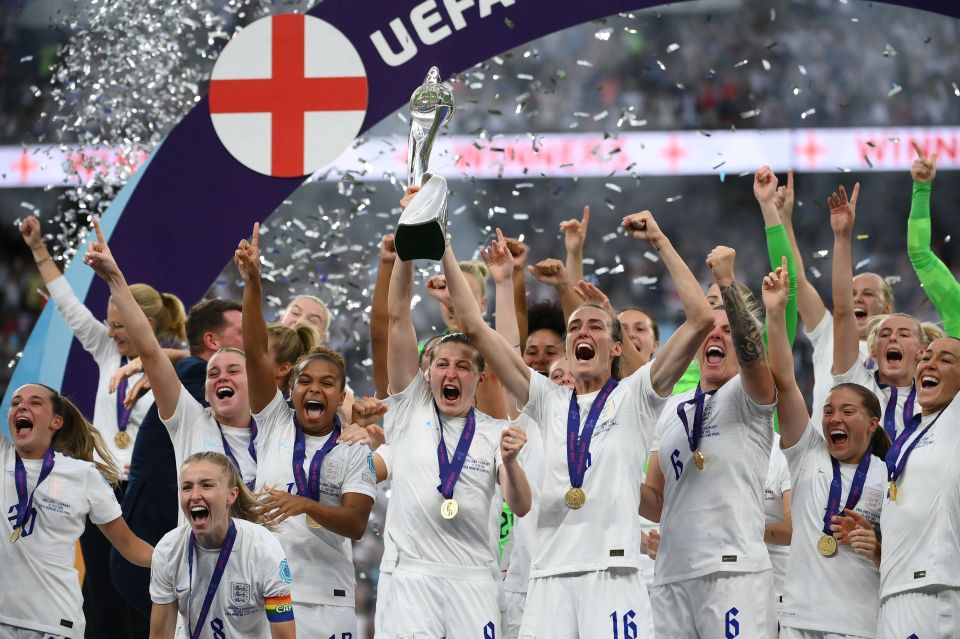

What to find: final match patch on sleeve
left=265, top=593, right=294, bottom=622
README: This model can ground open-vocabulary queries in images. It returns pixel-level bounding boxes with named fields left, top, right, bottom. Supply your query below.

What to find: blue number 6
left=670, top=449, right=683, bottom=480
left=725, top=607, right=740, bottom=639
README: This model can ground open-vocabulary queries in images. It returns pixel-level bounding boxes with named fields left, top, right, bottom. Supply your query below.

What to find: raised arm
left=83, top=220, right=182, bottom=419
left=528, top=258, right=581, bottom=324
left=505, top=237, right=529, bottom=349
left=829, top=184, right=862, bottom=375
left=754, top=166, right=798, bottom=345
left=762, top=258, right=808, bottom=448
left=98, top=516, right=153, bottom=567
left=777, top=171, right=828, bottom=330
left=624, top=211, right=714, bottom=397
left=371, top=234, right=397, bottom=398
left=386, top=253, right=420, bottom=394
left=560, top=205, right=590, bottom=285
left=19, top=216, right=63, bottom=285
left=484, top=229, right=520, bottom=349
left=907, top=142, right=960, bottom=337
left=442, top=243, right=531, bottom=405
left=235, top=223, right=277, bottom=414
left=708, top=246, right=776, bottom=405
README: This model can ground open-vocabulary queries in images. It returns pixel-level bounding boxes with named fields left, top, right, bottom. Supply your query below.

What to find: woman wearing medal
left=765, top=261, right=888, bottom=639
left=22, top=215, right=186, bottom=635
left=875, top=337, right=960, bottom=637
left=84, top=220, right=259, bottom=518
left=2, top=383, right=153, bottom=637
left=234, top=224, right=376, bottom=637
left=643, top=246, right=778, bottom=638
left=149, top=451, right=295, bottom=638
left=379, top=217, right=530, bottom=638
left=449, top=209, right=711, bottom=638
left=828, top=183, right=942, bottom=441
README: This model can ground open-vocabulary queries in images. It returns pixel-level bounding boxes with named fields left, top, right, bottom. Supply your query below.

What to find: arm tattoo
left=719, top=283, right=766, bottom=365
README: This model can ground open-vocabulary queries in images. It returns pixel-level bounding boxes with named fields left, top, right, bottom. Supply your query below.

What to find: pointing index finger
left=92, top=217, right=107, bottom=245
left=251, top=222, right=260, bottom=252
left=911, top=140, right=925, bottom=159
left=581, top=205, right=590, bottom=227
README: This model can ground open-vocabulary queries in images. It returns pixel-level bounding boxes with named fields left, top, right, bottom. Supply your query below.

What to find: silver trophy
left=395, top=66, right=455, bottom=262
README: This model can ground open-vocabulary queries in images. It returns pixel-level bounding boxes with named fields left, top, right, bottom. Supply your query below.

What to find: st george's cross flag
left=209, top=14, right=368, bottom=177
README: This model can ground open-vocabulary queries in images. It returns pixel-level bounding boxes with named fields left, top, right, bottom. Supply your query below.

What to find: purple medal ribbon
left=676, top=383, right=717, bottom=455
left=567, top=377, right=619, bottom=490
left=876, top=374, right=917, bottom=441
left=885, top=409, right=944, bottom=487
left=116, top=356, right=133, bottom=436
left=187, top=519, right=237, bottom=639
left=821, top=454, right=872, bottom=537
left=434, top=405, right=477, bottom=500
left=216, top=418, right=258, bottom=491
left=12, top=447, right=56, bottom=532
left=292, top=415, right=341, bottom=501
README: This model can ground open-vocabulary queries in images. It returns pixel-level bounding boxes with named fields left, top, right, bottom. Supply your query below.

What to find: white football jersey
left=373, top=441, right=398, bottom=576
left=764, top=433, right=792, bottom=596
left=502, top=413, right=545, bottom=594
left=652, top=374, right=775, bottom=585
left=47, top=276, right=154, bottom=477
left=163, top=386, right=256, bottom=526
left=150, top=518, right=292, bottom=638
left=254, top=390, right=376, bottom=606
left=522, top=363, right=668, bottom=578
left=805, top=311, right=873, bottom=429
left=880, top=394, right=960, bottom=599
left=383, top=374, right=505, bottom=569
left=834, top=351, right=920, bottom=441
left=0, top=436, right=123, bottom=637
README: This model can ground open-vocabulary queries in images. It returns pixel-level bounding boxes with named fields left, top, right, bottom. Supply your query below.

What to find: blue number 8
left=670, top=449, right=683, bottom=480
left=210, top=617, right=225, bottom=639
left=725, top=607, right=740, bottom=639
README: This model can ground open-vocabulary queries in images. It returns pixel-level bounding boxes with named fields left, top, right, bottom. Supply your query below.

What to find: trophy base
left=395, top=222, right=446, bottom=262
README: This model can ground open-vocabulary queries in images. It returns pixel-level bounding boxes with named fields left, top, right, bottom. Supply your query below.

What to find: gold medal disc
left=888, top=481, right=898, bottom=502
left=305, top=515, right=322, bottom=529
left=817, top=534, right=838, bottom=557
left=114, top=430, right=132, bottom=449
left=440, top=499, right=459, bottom=520
left=564, top=487, right=586, bottom=509
left=9, top=527, right=22, bottom=543
left=693, top=450, right=705, bottom=470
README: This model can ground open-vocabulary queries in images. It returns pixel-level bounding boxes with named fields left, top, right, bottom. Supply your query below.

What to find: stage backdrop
left=4, top=0, right=958, bottom=428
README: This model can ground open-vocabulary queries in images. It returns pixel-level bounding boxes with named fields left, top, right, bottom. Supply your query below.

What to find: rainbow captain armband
left=265, top=593, right=295, bottom=623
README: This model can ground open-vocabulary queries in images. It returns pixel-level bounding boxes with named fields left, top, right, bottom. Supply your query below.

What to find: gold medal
left=888, top=480, right=898, bottom=502
left=693, top=450, right=705, bottom=471
left=564, top=487, right=586, bottom=509
left=305, top=515, right=322, bottom=529
left=9, top=527, right=22, bottom=544
left=817, top=534, right=838, bottom=557
left=114, top=430, right=132, bottom=449
left=440, top=499, right=459, bottom=519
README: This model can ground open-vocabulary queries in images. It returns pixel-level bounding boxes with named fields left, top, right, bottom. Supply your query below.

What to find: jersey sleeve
left=340, top=445, right=378, bottom=499
left=781, top=421, right=819, bottom=489
left=149, top=532, right=179, bottom=604
left=803, top=310, right=833, bottom=376
left=907, top=181, right=960, bottom=338
left=46, top=276, right=114, bottom=362
left=256, top=530, right=294, bottom=623
left=383, top=373, right=433, bottom=442
left=161, top=384, right=207, bottom=453
left=649, top=406, right=669, bottom=454
left=253, top=389, right=293, bottom=451
left=832, top=351, right=873, bottom=387
left=84, top=463, right=123, bottom=525
left=374, top=443, right=393, bottom=479
left=622, top=362, right=669, bottom=436
left=520, top=368, right=555, bottom=437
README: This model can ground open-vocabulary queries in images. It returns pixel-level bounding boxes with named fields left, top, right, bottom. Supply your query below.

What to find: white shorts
left=650, top=570, right=775, bottom=639
left=519, top=568, right=653, bottom=639
left=780, top=628, right=868, bottom=639
left=374, top=571, right=393, bottom=639
left=294, top=601, right=357, bottom=638
left=381, top=561, right=500, bottom=639
left=878, top=588, right=960, bottom=639
left=0, top=624, right=70, bottom=639
left=504, top=591, right=526, bottom=639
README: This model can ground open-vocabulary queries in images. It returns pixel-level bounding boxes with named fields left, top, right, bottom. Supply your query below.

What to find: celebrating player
left=149, top=452, right=295, bottom=638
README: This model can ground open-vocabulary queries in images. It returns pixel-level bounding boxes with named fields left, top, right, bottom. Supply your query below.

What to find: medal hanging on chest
left=9, top=448, right=55, bottom=544
left=885, top=409, right=944, bottom=504
left=565, top=378, right=619, bottom=509
left=818, top=454, right=871, bottom=557
left=677, top=384, right=715, bottom=472
left=292, top=415, right=341, bottom=529
left=434, top=404, right=477, bottom=520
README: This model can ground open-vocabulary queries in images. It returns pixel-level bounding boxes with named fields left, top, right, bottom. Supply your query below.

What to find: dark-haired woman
left=236, top=225, right=376, bottom=636
left=765, top=263, right=886, bottom=639
left=149, top=452, right=295, bottom=639
left=2, top=384, right=153, bottom=638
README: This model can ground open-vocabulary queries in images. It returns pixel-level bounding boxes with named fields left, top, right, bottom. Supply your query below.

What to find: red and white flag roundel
left=209, top=14, right=368, bottom=177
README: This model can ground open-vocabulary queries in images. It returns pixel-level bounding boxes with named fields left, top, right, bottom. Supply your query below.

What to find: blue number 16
left=610, top=609, right=637, bottom=639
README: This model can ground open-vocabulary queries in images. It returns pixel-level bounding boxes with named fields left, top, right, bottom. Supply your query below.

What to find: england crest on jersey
left=231, top=582, right=251, bottom=605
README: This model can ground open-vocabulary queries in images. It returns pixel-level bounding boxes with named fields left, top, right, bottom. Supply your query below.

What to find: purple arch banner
left=5, top=0, right=958, bottom=421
